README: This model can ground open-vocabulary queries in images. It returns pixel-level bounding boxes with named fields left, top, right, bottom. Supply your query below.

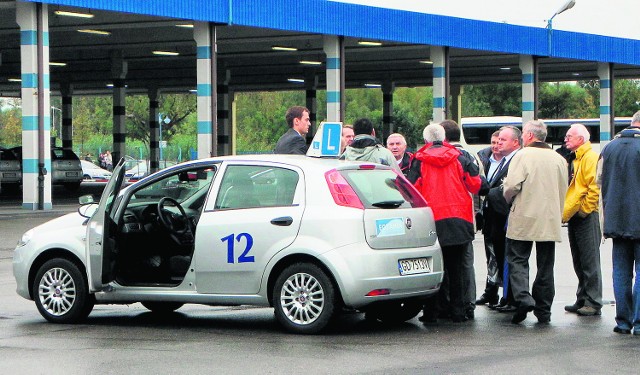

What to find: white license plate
left=66, top=172, right=78, bottom=177
left=398, top=257, right=431, bottom=275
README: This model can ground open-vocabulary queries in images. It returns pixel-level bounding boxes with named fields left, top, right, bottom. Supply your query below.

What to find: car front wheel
left=32, top=258, right=94, bottom=323
left=272, top=263, right=336, bottom=334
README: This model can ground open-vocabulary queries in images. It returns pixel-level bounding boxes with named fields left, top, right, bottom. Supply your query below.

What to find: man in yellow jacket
left=562, top=123, right=603, bottom=316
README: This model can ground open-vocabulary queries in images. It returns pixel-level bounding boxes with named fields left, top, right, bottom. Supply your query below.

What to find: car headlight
left=17, top=229, right=34, bottom=247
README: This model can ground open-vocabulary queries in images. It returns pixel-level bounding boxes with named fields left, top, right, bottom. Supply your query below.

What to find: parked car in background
left=81, top=160, right=112, bottom=182
left=13, top=155, right=443, bottom=334
left=9, top=146, right=84, bottom=191
left=0, top=146, right=22, bottom=192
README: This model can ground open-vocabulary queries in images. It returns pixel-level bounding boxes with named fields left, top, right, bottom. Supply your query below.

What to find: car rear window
left=0, top=149, right=18, bottom=160
left=339, top=169, right=427, bottom=209
left=51, top=148, right=80, bottom=160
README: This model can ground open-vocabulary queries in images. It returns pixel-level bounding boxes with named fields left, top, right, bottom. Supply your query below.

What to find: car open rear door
left=86, top=158, right=126, bottom=292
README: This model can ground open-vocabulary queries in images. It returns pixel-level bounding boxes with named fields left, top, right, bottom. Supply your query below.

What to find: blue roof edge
left=25, top=0, right=640, bottom=65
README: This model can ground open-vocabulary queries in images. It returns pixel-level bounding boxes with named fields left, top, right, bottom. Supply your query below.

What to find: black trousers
left=441, top=244, right=467, bottom=319
left=506, top=239, right=556, bottom=319
left=568, top=213, right=603, bottom=308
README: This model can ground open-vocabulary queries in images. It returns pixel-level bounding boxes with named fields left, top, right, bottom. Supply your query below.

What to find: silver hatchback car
left=13, top=155, right=443, bottom=333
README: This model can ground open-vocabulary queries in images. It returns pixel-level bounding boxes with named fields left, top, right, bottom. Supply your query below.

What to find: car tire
left=364, top=300, right=422, bottom=324
left=141, top=302, right=184, bottom=314
left=32, top=258, right=95, bottom=323
left=272, top=263, right=337, bottom=334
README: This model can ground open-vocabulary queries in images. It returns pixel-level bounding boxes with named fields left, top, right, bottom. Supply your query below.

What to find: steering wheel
left=157, top=197, right=190, bottom=235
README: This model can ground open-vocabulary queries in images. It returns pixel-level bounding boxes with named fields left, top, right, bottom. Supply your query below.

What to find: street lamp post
left=547, top=0, right=576, bottom=56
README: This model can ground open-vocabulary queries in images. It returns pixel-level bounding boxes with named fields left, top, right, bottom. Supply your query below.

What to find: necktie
left=489, top=158, right=506, bottom=183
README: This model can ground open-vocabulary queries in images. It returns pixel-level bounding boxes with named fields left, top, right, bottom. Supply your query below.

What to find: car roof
left=177, top=154, right=390, bottom=171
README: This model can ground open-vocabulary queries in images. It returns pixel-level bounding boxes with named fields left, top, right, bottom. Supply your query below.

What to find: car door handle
left=271, top=216, right=293, bottom=226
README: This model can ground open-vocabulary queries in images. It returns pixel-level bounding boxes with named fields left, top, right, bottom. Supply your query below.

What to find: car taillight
left=366, top=289, right=390, bottom=296
left=324, top=169, right=364, bottom=209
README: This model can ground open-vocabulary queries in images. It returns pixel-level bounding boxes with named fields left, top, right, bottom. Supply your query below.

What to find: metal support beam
left=111, top=50, right=128, bottom=164
left=323, top=35, right=344, bottom=122
left=217, top=69, right=231, bottom=156
left=305, top=72, right=318, bottom=144
left=598, top=63, right=615, bottom=145
left=148, top=87, right=160, bottom=173
left=520, top=55, right=539, bottom=123
left=194, top=22, right=217, bottom=158
left=17, top=2, right=51, bottom=210
left=382, top=81, right=395, bottom=140
left=431, top=46, right=449, bottom=123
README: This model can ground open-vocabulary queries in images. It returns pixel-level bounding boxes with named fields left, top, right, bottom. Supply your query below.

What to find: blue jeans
left=612, top=239, right=640, bottom=332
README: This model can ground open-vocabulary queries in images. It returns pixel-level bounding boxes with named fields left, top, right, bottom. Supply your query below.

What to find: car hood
left=27, top=211, right=88, bottom=246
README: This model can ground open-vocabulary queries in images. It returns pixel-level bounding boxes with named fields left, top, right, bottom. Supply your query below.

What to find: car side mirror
left=78, top=203, right=98, bottom=219
left=79, top=194, right=94, bottom=205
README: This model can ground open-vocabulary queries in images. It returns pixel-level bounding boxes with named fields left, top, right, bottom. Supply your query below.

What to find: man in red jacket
left=412, top=123, right=484, bottom=322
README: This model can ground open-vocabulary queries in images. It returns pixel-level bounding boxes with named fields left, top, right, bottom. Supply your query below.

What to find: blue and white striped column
left=382, top=81, right=395, bottom=138
left=111, top=52, right=127, bottom=164
left=194, top=22, right=218, bottom=158
left=61, top=84, right=73, bottom=151
left=431, top=46, right=448, bottom=123
left=217, top=69, right=231, bottom=156
left=16, top=2, right=51, bottom=210
left=148, top=88, right=160, bottom=173
left=598, top=63, right=614, bottom=145
left=323, top=35, right=344, bottom=122
left=519, top=55, right=537, bottom=123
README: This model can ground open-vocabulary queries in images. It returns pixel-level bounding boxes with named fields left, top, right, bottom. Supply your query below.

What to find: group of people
left=98, top=150, right=113, bottom=171
left=273, top=105, right=640, bottom=335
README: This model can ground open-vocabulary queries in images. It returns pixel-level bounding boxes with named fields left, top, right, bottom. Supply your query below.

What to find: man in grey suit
left=274, top=106, right=311, bottom=155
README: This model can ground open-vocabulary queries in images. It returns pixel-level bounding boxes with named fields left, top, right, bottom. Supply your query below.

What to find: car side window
left=214, top=165, right=299, bottom=210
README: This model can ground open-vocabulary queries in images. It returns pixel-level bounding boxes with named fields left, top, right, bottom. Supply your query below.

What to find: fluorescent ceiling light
left=54, top=10, right=94, bottom=18
left=78, top=29, right=111, bottom=36
left=500, top=67, right=511, bottom=71
left=152, top=50, right=180, bottom=56
left=572, top=72, right=581, bottom=76
left=287, top=78, right=305, bottom=83
left=8, top=78, right=22, bottom=82
left=189, top=89, right=197, bottom=93
left=419, top=60, right=433, bottom=64
left=49, top=62, right=67, bottom=67
left=175, top=24, right=194, bottom=28
left=364, top=83, right=381, bottom=88
left=272, top=46, right=298, bottom=51
left=300, top=60, right=322, bottom=65
left=358, top=41, right=382, bottom=46
left=106, top=83, right=128, bottom=88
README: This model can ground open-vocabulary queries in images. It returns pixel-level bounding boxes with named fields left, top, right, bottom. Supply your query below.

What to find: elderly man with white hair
left=411, top=123, right=484, bottom=323
left=562, top=123, right=603, bottom=317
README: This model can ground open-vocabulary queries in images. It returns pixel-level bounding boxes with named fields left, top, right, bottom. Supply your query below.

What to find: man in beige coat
left=503, top=120, right=568, bottom=324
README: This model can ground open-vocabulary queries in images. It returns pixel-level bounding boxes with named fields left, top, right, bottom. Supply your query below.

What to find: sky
left=331, top=0, right=639, bottom=41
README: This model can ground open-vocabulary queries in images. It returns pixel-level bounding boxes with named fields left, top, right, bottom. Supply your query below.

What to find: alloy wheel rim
left=280, top=272, right=324, bottom=325
left=38, top=267, right=76, bottom=316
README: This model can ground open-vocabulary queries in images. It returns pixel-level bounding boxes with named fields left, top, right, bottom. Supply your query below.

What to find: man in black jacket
left=478, top=126, right=521, bottom=312
left=274, top=106, right=310, bottom=155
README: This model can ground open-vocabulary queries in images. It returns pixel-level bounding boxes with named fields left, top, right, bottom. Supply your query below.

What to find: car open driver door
left=86, top=157, right=127, bottom=292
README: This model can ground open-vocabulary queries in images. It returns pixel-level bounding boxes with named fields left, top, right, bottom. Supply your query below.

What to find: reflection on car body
left=13, top=155, right=443, bottom=334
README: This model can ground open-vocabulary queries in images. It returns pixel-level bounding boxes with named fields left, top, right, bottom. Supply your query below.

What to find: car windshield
left=130, top=167, right=216, bottom=205
left=339, top=169, right=427, bottom=209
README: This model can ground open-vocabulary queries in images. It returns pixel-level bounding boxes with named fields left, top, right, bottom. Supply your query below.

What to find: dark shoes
left=496, top=304, right=517, bottom=313
left=613, top=326, right=632, bottom=334
left=511, top=305, right=534, bottom=324
left=564, top=303, right=582, bottom=313
left=576, top=306, right=601, bottom=316
left=475, top=294, right=499, bottom=305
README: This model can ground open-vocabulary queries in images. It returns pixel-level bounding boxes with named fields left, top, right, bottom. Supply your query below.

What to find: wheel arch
left=266, top=254, right=344, bottom=308
left=28, top=248, right=88, bottom=300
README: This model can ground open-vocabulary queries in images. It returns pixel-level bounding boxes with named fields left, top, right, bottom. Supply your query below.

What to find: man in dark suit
left=477, top=126, right=521, bottom=311
left=274, top=106, right=311, bottom=154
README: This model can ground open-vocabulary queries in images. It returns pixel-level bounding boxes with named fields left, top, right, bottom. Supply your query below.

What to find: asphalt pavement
left=0, top=183, right=637, bottom=374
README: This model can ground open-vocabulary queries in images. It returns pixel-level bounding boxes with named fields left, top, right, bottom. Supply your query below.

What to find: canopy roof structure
left=1, top=0, right=639, bottom=96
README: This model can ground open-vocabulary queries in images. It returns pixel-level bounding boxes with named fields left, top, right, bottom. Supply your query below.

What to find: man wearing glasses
left=562, top=124, right=603, bottom=317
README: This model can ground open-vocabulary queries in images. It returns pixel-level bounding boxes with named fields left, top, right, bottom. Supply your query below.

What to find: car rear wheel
left=364, top=301, right=422, bottom=324
left=141, top=302, right=184, bottom=314
left=32, top=258, right=94, bottom=323
left=272, top=263, right=336, bottom=334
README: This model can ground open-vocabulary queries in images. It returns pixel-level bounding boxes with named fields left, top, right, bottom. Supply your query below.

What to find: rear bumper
left=320, top=242, right=443, bottom=309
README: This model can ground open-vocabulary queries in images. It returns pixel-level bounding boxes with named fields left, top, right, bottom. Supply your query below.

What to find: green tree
left=539, top=82, right=595, bottom=119
left=462, top=84, right=521, bottom=116
left=0, top=99, right=22, bottom=147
